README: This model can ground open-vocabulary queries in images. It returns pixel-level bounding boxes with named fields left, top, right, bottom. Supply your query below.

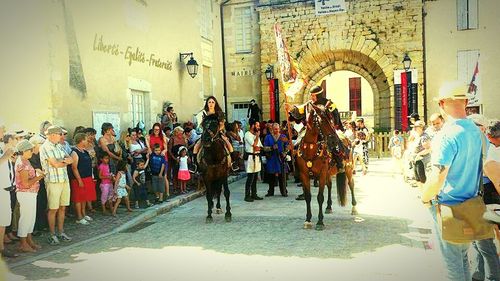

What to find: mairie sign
left=315, top=0, right=347, bottom=16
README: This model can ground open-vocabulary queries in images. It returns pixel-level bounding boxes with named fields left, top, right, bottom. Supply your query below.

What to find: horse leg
left=348, top=174, right=358, bottom=215
left=316, top=174, right=326, bottom=231
left=325, top=176, right=333, bottom=214
left=300, top=173, right=313, bottom=229
left=205, top=182, right=213, bottom=223
left=223, top=178, right=231, bottom=222
left=215, top=180, right=223, bottom=214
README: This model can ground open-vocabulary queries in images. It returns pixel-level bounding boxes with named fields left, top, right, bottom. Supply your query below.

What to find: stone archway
left=297, top=48, right=392, bottom=130
left=257, top=1, right=425, bottom=131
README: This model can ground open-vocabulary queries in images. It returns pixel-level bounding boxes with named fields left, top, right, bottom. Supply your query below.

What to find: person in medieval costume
left=286, top=85, right=347, bottom=171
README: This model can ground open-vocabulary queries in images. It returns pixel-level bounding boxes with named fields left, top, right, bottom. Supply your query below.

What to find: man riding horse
left=287, top=85, right=348, bottom=172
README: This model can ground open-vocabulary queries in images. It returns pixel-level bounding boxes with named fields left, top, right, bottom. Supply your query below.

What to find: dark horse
left=296, top=103, right=357, bottom=230
left=198, top=114, right=231, bottom=223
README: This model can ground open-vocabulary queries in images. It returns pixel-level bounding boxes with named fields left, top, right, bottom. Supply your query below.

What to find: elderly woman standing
left=0, top=132, right=17, bottom=258
left=98, top=123, right=121, bottom=174
left=28, top=135, right=48, bottom=233
left=70, top=133, right=96, bottom=225
left=15, top=140, right=45, bottom=252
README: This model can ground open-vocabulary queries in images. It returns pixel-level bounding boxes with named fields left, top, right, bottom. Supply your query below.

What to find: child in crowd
left=98, top=154, right=114, bottom=214
left=150, top=144, right=167, bottom=203
left=353, top=131, right=367, bottom=175
left=176, top=146, right=190, bottom=194
left=132, top=159, right=152, bottom=208
left=112, top=161, right=132, bottom=216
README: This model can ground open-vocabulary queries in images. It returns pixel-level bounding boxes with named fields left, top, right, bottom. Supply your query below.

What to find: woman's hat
left=467, top=114, right=488, bottom=127
left=411, top=120, right=426, bottom=128
left=16, top=139, right=34, bottom=152
left=178, top=146, right=187, bottom=153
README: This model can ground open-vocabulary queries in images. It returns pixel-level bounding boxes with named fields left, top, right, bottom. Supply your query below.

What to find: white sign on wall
left=315, top=0, right=347, bottom=16
left=92, top=111, right=121, bottom=138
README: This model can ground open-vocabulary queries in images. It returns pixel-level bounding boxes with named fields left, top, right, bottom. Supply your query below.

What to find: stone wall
left=257, top=0, right=424, bottom=130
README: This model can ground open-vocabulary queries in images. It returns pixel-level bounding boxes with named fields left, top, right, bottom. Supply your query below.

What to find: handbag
left=438, top=196, right=494, bottom=244
left=437, top=134, right=494, bottom=244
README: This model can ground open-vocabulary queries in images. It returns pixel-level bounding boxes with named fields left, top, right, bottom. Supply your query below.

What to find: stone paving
left=6, top=158, right=448, bottom=281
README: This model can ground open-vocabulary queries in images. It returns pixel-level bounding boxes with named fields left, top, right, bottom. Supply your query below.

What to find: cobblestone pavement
left=6, top=158, right=448, bottom=281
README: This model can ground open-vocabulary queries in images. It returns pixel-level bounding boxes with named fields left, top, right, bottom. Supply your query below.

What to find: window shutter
left=457, top=0, right=467, bottom=30
left=468, top=0, right=478, bottom=29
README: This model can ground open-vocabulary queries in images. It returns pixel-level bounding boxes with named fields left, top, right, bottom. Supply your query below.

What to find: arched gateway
left=257, top=0, right=425, bottom=131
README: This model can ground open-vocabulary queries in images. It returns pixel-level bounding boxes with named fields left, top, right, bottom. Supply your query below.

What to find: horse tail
left=336, top=172, right=347, bottom=207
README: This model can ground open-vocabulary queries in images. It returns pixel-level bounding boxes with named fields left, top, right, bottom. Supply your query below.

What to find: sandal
left=1, top=249, right=19, bottom=258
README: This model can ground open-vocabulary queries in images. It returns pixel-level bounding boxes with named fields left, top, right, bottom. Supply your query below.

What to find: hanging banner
left=273, top=79, right=280, bottom=123
left=400, top=72, right=408, bottom=132
left=315, top=0, right=347, bottom=16
left=269, top=79, right=276, bottom=121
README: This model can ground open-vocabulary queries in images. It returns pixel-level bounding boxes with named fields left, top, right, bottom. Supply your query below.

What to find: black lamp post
left=402, top=53, right=416, bottom=115
left=179, top=52, right=199, bottom=78
left=265, top=64, right=274, bottom=81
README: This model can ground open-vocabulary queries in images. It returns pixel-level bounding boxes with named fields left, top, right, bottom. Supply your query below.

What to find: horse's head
left=201, top=114, right=220, bottom=144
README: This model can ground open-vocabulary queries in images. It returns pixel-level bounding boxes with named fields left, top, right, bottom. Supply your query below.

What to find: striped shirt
left=40, top=140, right=69, bottom=183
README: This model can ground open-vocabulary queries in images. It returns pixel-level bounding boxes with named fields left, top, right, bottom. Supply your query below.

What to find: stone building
left=1, top=0, right=224, bottom=136
left=223, top=0, right=424, bottom=130
left=224, top=0, right=499, bottom=131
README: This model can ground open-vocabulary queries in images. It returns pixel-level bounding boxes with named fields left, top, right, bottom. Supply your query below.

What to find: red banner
left=401, top=72, right=408, bottom=131
left=269, top=79, right=276, bottom=121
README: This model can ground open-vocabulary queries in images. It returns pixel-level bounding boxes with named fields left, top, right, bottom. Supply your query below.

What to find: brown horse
left=296, top=103, right=356, bottom=230
left=198, top=114, right=231, bottom=223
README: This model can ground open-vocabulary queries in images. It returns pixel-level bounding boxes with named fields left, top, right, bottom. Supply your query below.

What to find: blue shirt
left=432, top=118, right=482, bottom=205
left=150, top=154, right=166, bottom=176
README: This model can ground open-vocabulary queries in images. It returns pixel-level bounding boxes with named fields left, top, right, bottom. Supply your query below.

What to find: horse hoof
left=315, top=224, right=325, bottom=231
left=206, top=217, right=213, bottom=223
left=351, top=207, right=358, bottom=216
left=215, top=208, right=223, bottom=214
left=225, top=216, right=232, bottom=222
left=325, top=208, right=333, bottom=214
left=303, top=222, right=313, bottom=229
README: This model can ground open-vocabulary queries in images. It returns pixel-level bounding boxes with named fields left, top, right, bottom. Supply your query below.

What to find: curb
left=8, top=173, right=246, bottom=269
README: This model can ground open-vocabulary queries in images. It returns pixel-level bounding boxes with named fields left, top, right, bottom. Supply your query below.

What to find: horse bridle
left=298, top=105, right=329, bottom=169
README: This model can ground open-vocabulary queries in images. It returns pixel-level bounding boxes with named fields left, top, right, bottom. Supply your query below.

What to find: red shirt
left=149, top=135, right=165, bottom=151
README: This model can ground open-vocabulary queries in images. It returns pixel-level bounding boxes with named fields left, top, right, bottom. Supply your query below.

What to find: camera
left=3, top=185, right=16, bottom=192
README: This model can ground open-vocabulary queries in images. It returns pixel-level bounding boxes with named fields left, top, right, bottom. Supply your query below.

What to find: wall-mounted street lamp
left=179, top=52, right=199, bottom=78
left=402, top=53, right=412, bottom=72
left=264, top=64, right=274, bottom=81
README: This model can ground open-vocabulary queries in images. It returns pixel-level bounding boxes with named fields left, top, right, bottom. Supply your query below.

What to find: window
left=202, top=65, right=213, bottom=97
left=457, top=0, right=478, bottom=30
left=131, top=90, right=148, bottom=128
left=234, top=6, right=252, bottom=53
left=200, top=0, right=213, bottom=40
left=349, top=77, right=362, bottom=116
left=457, top=50, right=479, bottom=83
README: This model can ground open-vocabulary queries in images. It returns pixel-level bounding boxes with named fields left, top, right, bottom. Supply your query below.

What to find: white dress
left=244, top=131, right=262, bottom=173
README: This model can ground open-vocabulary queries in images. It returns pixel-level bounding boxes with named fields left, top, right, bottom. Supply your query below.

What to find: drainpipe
left=422, top=0, right=428, bottom=122
left=221, top=0, right=231, bottom=115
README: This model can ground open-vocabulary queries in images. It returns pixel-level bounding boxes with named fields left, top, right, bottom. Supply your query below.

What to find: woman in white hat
left=14, top=140, right=45, bottom=252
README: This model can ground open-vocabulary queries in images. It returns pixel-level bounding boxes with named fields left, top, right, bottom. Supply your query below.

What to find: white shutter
left=457, top=0, right=467, bottom=30
left=468, top=0, right=478, bottom=29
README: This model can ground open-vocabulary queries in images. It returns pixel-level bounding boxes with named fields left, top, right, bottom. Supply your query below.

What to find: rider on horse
left=287, top=85, right=348, bottom=171
left=193, top=96, right=233, bottom=169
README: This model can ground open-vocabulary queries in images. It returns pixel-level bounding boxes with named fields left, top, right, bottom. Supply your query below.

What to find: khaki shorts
left=46, top=181, right=70, bottom=209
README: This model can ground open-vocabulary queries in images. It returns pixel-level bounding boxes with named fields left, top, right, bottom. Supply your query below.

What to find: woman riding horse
left=194, top=96, right=233, bottom=223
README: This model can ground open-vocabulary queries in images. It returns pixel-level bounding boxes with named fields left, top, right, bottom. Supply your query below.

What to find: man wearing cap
left=422, top=81, right=493, bottom=281
left=410, top=120, right=431, bottom=188
left=286, top=85, right=346, bottom=171
left=39, top=126, right=73, bottom=245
